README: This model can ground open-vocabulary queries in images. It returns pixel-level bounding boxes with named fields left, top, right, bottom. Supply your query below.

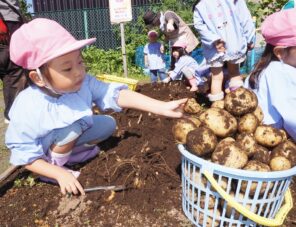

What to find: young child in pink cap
left=143, top=30, right=167, bottom=83
left=5, top=18, right=187, bottom=196
left=193, top=0, right=255, bottom=101
left=245, top=9, right=296, bottom=141
left=163, top=41, right=210, bottom=92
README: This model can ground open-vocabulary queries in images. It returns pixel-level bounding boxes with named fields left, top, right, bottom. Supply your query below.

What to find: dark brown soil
left=0, top=82, right=195, bottom=227
left=0, top=81, right=296, bottom=227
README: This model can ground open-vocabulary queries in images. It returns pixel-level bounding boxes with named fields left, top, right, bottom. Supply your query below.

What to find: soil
left=0, top=82, right=296, bottom=227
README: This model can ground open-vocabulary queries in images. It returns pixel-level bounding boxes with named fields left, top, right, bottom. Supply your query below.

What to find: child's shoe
left=67, top=144, right=99, bottom=166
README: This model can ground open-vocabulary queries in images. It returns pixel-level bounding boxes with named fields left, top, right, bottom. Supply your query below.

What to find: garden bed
left=0, top=81, right=296, bottom=226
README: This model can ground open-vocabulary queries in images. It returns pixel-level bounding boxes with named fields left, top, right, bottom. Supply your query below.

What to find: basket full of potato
left=175, top=88, right=296, bottom=227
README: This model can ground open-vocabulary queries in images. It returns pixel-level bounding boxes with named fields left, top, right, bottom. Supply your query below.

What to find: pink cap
left=172, top=41, right=187, bottom=49
left=148, top=30, right=158, bottom=37
left=261, top=9, right=296, bottom=46
left=10, top=18, right=96, bottom=69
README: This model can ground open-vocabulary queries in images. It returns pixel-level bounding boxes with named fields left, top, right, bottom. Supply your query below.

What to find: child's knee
left=104, top=115, right=117, bottom=134
left=54, top=120, right=86, bottom=146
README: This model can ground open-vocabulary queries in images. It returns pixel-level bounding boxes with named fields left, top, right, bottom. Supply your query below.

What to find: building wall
left=33, top=0, right=160, bottom=12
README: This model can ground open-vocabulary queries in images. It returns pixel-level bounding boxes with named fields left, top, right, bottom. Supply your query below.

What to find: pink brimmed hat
left=147, top=30, right=158, bottom=37
left=10, top=18, right=96, bottom=69
left=172, top=41, right=187, bottom=49
left=261, top=9, right=296, bottom=47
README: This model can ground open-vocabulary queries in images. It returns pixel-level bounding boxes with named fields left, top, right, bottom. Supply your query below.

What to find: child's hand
left=215, top=39, right=225, bottom=53
left=56, top=169, right=85, bottom=196
left=161, top=98, right=188, bottom=118
left=160, top=45, right=165, bottom=54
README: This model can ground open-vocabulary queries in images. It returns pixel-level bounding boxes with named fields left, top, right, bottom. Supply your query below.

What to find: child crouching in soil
left=5, top=18, right=187, bottom=196
left=163, top=41, right=210, bottom=92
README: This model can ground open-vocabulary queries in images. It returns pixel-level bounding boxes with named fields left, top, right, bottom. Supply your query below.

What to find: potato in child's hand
left=184, top=98, right=202, bottom=114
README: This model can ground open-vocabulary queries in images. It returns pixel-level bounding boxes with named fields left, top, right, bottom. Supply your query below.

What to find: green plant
left=247, top=0, right=288, bottom=26
left=13, top=176, right=36, bottom=188
left=19, top=0, right=32, bottom=21
left=82, top=46, right=147, bottom=80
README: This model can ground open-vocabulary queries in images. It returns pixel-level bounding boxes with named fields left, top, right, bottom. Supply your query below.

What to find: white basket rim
left=178, top=144, right=296, bottom=179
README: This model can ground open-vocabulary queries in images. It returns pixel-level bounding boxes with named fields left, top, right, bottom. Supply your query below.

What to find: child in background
left=144, top=30, right=167, bottom=83
left=163, top=41, right=210, bottom=92
left=245, top=9, right=296, bottom=141
left=6, top=18, right=187, bottom=196
left=193, top=0, right=255, bottom=101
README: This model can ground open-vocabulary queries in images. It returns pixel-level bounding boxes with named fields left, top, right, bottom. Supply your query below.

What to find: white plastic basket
left=178, top=144, right=295, bottom=227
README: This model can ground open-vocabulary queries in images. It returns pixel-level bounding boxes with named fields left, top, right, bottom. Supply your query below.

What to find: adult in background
left=143, top=10, right=199, bottom=54
left=0, top=0, right=27, bottom=123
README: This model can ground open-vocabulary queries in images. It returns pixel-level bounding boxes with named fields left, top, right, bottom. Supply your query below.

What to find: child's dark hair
left=170, top=47, right=188, bottom=70
left=249, top=44, right=278, bottom=89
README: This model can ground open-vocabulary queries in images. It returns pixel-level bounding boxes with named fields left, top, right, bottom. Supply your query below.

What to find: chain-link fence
left=33, top=4, right=154, bottom=50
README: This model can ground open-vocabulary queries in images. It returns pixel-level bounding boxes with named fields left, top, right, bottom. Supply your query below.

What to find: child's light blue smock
left=170, top=55, right=210, bottom=84
left=5, top=75, right=128, bottom=166
left=144, top=42, right=166, bottom=70
left=193, top=0, right=255, bottom=64
left=244, top=61, right=296, bottom=141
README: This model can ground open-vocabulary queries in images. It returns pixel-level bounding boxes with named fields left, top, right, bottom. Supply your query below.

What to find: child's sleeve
left=193, top=7, right=220, bottom=47
left=88, top=75, right=128, bottom=112
left=6, top=116, right=46, bottom=166
left=143, top=44, right=148, bottom=55
left=235, top=0, right=255, bottom=44
left=170, top=58, right=187, bottom=80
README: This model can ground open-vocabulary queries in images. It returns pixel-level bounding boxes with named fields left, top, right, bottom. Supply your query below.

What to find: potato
left=236, top=133, right=257, bottom=157
left=186, top=127, right=218, bottom=156
left=272, top=140, right=296, bottom=166
left=199, top=108, right=237, bottom=138
left=211, top=176, right=230, bottom=192
left=221, top=192, right=258, bottom=219
left=218, top=137, right=236, bottom=145
left=280, top=129, right=288, bottom=141
left=254, top=125, right=284, bottom=148
left=195, top=209, right=221, bottom=227
left=184, top=168, right=206, bottom=188
left=238, top=113, right=259, bottom=134
left=172, top=119, right=196, bottom=144
left=224, top=87, right=258, bottom=116
left=212, top=141, right=248, bottom=169
left=270, top=156, right=292, bottom=171
left=241, top=160, right=270, bottom=195
left=184, top=98, right=202, bottom=114
left=252, top=145, right=271, bottom=165
left=211, top=100, right=224, bottom=109
left=187, top=116, right=201, bottom=127
left=252, top=106, right=264, bottom=123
